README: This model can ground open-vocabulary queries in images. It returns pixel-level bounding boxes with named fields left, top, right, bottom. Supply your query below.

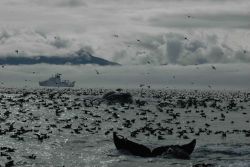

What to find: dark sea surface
left=0, top=88, right=249, bottom=167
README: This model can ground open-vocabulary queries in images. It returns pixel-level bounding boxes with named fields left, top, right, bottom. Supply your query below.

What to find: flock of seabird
left=0, top=87, right=249, bottom=166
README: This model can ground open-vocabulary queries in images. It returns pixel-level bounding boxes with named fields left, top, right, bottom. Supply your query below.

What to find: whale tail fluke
left=113, top=132, right=152, bottom=157
left=113, top=132, right=196, bottom=159
left=180, top=139, right=196, bottom=155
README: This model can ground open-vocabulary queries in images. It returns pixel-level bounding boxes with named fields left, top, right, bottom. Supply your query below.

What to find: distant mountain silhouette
left=0, top=49, right=119, bottom=66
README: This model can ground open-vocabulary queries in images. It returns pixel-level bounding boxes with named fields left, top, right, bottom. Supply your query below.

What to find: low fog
left=0, top=64, right=249, bottom=90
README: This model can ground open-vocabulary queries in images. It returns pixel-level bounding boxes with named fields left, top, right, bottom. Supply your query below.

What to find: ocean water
left=0, top=88, right=249, bottom=167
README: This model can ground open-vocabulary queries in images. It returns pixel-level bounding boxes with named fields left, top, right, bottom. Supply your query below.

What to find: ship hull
left=39, top=81, right=75, bottom=87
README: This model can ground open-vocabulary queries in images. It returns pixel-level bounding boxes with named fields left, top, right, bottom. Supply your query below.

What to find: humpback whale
left=113, top=132, right=196, bottom=159
left=103, top=92, right=133, bottom=104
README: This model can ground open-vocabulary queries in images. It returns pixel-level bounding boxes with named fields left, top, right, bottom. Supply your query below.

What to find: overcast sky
left=0, top=0, right=250, bottom=65
left=0, top=0, right=250, bottom=89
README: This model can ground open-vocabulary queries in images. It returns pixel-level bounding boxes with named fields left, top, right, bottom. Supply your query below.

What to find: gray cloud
left=149, top=13, right=250, bottom=29
left=166, top=38, right=183, bottom=64
left=0, top=30, right=11, bottom=42
left=185, top=40, right=206, bottom=52
left=13, top=0, right=87, bottom=7
left=50, top=37, right=71, bottom=49
left=58, top=0, right=87, bottom=7
left=234, top=50, right=250, bottom=62
left=0, top=0, right=250, bottom=66
left=113, top=33, right=250, bottom=65
left=1, top=29, right=249, bottom=66
left=0, top=29, right=78, bottom=56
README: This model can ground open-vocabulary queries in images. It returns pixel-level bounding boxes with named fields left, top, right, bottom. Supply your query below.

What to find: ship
left=39, top=73, right=75, bottom=87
